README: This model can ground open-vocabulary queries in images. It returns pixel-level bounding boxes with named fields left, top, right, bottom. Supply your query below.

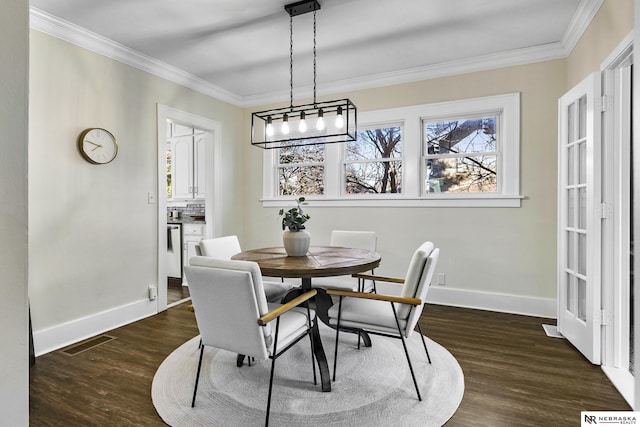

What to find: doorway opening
left=156, top=105, right=221, bottom=311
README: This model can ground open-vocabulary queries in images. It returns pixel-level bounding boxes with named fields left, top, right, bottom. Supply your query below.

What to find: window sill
left=262, top=195, right=524, bottom=208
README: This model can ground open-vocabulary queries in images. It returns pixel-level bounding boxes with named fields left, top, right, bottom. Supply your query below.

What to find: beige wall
left=28, top=31, right=244, bottom=350
left=243, top=60, right=566, bottom=307
left=0, top=0, right=29, bottom=424
left=567, top=0, right=633, bottom=87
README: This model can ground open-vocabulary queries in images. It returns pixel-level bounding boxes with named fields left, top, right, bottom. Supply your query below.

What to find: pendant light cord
left=313, top=9, right=317, bottom=107
left=289, top=13, right=294, bottom=110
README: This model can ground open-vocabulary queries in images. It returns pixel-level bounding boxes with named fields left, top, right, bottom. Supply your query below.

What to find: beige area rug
left=152, top=324, right=464, bottom=426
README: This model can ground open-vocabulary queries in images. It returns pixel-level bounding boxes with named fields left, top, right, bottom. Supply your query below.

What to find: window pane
left=567, top=231, right=575, bottom=271
left=166, top=148, right=172, bottom=198
left=578, top=141, right=587, bottom=185
left=566, top=273, right=573, bottom=312
left=279, top=166, right=324, bottom=196
left=279, top=144, right=324, bottom=164
left=578, top=95, right=587, bottom=139
left=578, top=187, right=587, bottom=230
left=567, top=188, right=575, bottom=228
left=425, top=156, right=497, bottom=193
left=346, top=127, right=402, bottom=161
left=578, top=232, right=586, bottom=276
left=567, top=145, right=575, bottom=185
left=578, top=277, right=587, bottom=321
left=567, top=102, right=575, bottom=142
left=425, top=117, right=496, bottom=155
left=345, top=161, right=402, bottom=194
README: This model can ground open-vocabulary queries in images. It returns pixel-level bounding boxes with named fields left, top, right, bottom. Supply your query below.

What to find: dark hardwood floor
left=29, top=303, right=630, bottom=426
left=167, top=278, right=190, bottom=305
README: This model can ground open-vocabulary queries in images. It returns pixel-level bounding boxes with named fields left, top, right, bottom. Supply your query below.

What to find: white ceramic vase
left=282, top=230, right=311, bottom=257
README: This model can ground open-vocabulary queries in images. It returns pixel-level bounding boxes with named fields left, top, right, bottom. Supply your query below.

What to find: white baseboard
left=602, top=366, right=635, bottom=408
left=427, top=286, right=557, bottom=318
left=33, top=298, right=157, bottom=356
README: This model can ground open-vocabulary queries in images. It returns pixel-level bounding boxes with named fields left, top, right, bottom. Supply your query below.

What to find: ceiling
left=29, top=0, right=597, bottom=106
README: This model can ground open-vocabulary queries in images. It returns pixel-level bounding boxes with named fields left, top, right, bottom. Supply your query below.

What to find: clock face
left=78, top=128, right=118, bottom=164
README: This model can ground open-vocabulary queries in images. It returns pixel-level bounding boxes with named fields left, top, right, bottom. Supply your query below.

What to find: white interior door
left=557, top=72, right=602, bottom=364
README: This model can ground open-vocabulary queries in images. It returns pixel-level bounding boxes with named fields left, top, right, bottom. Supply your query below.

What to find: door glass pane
left=578, top=141, right=587, bottom=184
left=578, top=95, right=587, bottom=139
left=578, top=278, right=587, bottom=321
left=567, top=189, right=575, bottom=228
left=566, top=272, right=574, bottom=312
left=567, top=231, right=574, bottom=271
left=578, top=187, right=587, bottom=230
left=578, top=232, right=586, bottom=276
left=568, top=102, right=575, bottom=142
left=567, top=145, right=575, bottom=185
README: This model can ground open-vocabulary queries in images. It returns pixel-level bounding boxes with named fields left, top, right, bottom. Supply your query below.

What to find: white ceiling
left=29, top=0, right=598, bottom=106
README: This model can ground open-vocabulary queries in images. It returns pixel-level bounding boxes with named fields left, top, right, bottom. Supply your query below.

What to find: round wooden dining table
left=231, top=245, right=381, bottom=281
left=232, top=246, right=381, bottom=392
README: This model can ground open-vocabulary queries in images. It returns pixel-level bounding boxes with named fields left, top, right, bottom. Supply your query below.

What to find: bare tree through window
left=345, top=127, right=402, bottom=194
left=424, top=117, right=497, bottom=193
left=278, top=144, right=325, bottom=195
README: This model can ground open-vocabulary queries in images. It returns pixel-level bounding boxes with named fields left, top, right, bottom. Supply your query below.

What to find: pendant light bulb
left=316, top=109, right=325, bottom=131
left=281, top=113, right=290, bottom=135
left=335, top=106, right=344, bottom=129
left=299, top=111, right=307, bottom=132
left=266, top=116, right=274, bottom=137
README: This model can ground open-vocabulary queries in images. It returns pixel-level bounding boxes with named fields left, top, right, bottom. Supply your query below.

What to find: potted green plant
left=279, top=197, right=311, bottom=256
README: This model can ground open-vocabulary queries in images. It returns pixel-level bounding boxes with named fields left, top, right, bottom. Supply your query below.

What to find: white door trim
left=600, top=33, right=633, bottom=406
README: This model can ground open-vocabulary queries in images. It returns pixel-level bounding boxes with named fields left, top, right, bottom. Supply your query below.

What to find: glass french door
left=558, top=72, right=602, bottom=364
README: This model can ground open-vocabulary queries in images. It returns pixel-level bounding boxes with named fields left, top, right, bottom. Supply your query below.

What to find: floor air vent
left=61, top=335, right=116, bottom=356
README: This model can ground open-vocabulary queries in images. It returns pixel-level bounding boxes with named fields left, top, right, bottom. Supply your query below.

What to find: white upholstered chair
left=196, top=235, right=293, bottom=303
left=185, top=256, right=319, bottom=427
left=312, top=230, right=378, bottom=292
left=326, top=241, right=439, bottom=401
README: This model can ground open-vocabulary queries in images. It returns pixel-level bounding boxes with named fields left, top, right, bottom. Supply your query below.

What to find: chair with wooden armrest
left=196, top=235, right=293, bottom=302
left=185, top=257, right=320, bottom=427
left=326, top=241, right=439, bottom=401
left=311, top=230, right=378, bottom=292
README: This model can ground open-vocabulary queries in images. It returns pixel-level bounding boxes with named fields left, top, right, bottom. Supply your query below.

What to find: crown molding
left=29, top=7, right=243, bottom=106
left=30, top=1, right=603, bottom=109
left=561, top=0, right=605, bottom=55
left=243, top=42, right=568, bottom=107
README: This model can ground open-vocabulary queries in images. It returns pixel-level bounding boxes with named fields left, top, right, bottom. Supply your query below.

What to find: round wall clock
left=78, top=128, right=118, bottom=164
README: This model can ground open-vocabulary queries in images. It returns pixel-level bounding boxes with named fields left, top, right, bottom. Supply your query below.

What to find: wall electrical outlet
left=437, top=273, right=446, bottom=285
left=148, top=284, right=157, bottom=300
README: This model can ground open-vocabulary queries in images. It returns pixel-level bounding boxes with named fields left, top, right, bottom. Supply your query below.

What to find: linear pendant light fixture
left=251, top=0, right=357, bottom=149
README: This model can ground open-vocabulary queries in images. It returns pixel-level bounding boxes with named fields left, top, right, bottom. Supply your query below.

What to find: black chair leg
left=416, top=322, right=431, bottom=364
left=391, top=303, right=422, bottom=401
left=265, top=318, right=281, bottom=427
left=307, top=305, right=317, bottom=385
left=332, top=296, right=343, bottom=382
left=191, top=345, right=205, bottom=407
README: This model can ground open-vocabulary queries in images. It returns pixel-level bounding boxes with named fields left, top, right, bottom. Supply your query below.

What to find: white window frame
left=261, top=93, right=522, bottom=208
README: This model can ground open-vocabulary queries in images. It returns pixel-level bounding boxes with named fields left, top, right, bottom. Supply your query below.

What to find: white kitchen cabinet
left=182, top=223, right=204, bottom=285
left=169, top=133, right=206, bottom=200
left=194, top=135, right=206, bottom=199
